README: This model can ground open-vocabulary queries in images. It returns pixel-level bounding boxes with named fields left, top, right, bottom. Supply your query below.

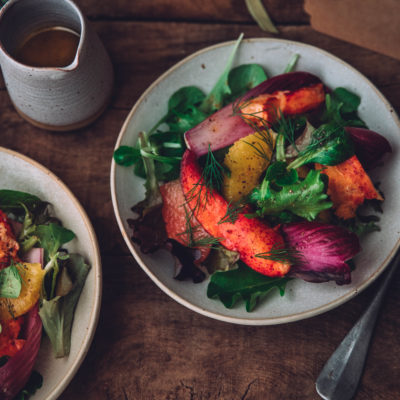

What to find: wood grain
left=0, top=1, right=399, bottom=398
left=76, top=0, right=309, bottom=24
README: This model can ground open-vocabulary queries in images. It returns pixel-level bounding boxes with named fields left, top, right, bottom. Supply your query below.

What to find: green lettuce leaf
left=207, top=262, right=290, bottom=312
left=251, top=169, right=332, bottom=221
left=39, top=254, right=90, bottom=358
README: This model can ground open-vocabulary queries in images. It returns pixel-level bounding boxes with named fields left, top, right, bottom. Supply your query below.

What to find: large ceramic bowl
left=0, top=147, right=102, bottom=399
left=111, top=38, right=400, bottom=325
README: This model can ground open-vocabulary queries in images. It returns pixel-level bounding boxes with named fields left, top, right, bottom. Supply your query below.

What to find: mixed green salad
left=0, top=190, right=90, bottom=399
left=114, top=36, right=391, bottom=312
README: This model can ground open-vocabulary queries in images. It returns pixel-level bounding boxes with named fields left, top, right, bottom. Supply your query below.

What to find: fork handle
left=315, top=250, right=400, bottom=400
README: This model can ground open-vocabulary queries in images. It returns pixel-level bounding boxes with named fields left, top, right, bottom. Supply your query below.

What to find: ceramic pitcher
left=0, top=0, right=113, bottom=131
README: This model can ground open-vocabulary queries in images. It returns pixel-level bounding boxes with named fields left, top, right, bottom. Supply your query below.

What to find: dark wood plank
left=75, top=0, right=309, bottom=25
left=94, top=21, right=400, bottom=111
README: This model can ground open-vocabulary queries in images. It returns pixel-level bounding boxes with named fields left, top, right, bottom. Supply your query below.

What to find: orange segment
left=223, top=130, right=276, bottom=202
left=316, top=155, right=383, bottom=219
left=0, top=263, right=45, bottom=321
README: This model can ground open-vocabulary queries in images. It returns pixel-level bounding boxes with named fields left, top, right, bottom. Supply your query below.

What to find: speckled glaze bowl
left=111, top=38, right=400, bottom=326
left=0, top=146, right=102, bottom=399
left=0, top=0, right=113, bottom=131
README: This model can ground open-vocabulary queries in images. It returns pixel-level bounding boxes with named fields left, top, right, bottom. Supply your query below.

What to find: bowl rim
left=0, top=145, right=102, bottom=398
left=110, top=37, right=400, bottom=326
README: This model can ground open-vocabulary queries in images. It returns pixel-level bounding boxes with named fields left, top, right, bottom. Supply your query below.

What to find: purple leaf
left=346, top=127, right=392, bottom=170
left=281, top=221, right=361, bottom=285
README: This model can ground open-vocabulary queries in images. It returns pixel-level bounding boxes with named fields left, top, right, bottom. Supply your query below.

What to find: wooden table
left=1, top=1, right=400, bottom=399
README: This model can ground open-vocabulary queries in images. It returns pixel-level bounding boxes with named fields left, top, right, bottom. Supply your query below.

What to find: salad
left=0, top=190, right=90, bottom=399
left=114, top=37, right=392, bottom=312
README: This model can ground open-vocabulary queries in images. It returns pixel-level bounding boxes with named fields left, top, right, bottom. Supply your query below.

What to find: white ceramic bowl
left=111, top=38, right=400, bottom=325
left=0, top=147, right=102, bottom=399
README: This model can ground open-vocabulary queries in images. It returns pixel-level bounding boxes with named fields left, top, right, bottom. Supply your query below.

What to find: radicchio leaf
left=345, top=127, right=392, bottom=170
left=166, top=239, right=206, bottom=283
left=0, top=304, right=42, bottom=400
left=281, top=221, right=361, bottom=285
left=184, top=72, right=323, bottom=156
left=128, top=202, right=168, bottom=254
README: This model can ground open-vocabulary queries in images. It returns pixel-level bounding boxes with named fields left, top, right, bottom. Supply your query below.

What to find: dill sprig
left=273, top=111, right=299, bottom=145
left=184, top=145, right=225, bottom=220
left=218, top=200, right=245, bottom=225
left=191, top=235, right=222, bottom=249
left=255, top=244, right=304, bottom=264
left=202, top=144, right=225, bottom=192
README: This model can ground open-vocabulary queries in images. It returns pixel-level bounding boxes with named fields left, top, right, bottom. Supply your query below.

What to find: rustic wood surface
left=1, top=1, right=400, bottom=399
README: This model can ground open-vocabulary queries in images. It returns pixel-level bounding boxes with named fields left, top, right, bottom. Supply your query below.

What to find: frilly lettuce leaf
left=251, top=169, right=332, bottom=221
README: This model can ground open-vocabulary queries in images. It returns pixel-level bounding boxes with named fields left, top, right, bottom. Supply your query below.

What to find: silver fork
left=315, top=249, right=400, bottom=400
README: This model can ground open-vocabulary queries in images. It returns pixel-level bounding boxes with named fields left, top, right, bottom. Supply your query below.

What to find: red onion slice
left=184, top=105, right=252, bottom=156
left=23, top=247, right=44, bottom=265
left=0, top=304, right=42, bottom=400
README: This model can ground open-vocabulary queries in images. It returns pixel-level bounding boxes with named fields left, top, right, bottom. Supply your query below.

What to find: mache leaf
left=0, top=263, right=22, bottom=298
left=0, top=190, right=44, bottom=214
left=167, top=86, right=206, bottom=113
left=322, top=88, right=366, bottom=128
left=36, top=223, right=75, bottom=263
left=36, top=222, right=75, bottom=299
left=166, top=107, right=207, bottom=134
left=207, top=262, right=290, bottom=312
left=113, top=146, right=141, bottom=166
left=227, top=64, right=267, bottom=101
left=149, top=86, right=206, bottom=135
left=200, top=33, right=244, bottom=114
